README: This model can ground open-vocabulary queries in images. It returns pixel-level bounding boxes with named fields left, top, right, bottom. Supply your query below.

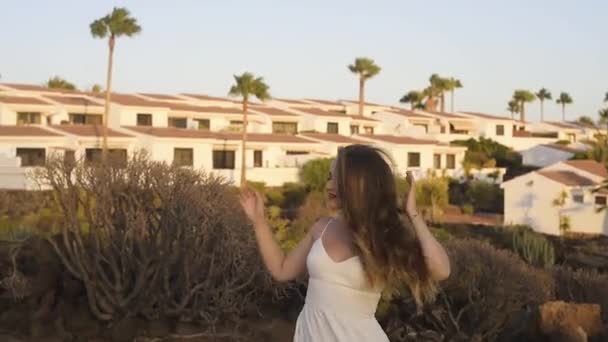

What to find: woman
left=240, top=144, right=450, bottom=341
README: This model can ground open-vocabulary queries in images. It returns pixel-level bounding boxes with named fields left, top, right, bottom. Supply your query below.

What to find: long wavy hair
left=335, top=144, right=437, bottom=307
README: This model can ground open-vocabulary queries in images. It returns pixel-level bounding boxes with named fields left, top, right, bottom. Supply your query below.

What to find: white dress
left=294, top=219, right=389, bottom=342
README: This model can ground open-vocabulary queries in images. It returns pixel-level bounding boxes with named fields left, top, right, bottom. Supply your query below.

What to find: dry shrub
left=553, top=266, right=608, bottom=324
left=383, top=239, right=553, bottom=341
left=34, top=153, right=272, bottom=325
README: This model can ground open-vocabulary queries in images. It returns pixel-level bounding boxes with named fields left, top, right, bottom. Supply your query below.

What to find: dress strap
left=320, top=218, right=332, bottom=239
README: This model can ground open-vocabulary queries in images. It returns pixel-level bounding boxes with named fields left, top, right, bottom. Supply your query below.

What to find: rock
left=110, top=317, right=139, bottom=342
left=539, top=301, right=603, bottom=338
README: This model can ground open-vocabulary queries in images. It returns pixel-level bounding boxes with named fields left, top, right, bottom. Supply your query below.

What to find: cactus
left=512, top=227, right=555, bottom=268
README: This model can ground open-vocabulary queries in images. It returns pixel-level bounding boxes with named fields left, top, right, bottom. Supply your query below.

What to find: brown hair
left=336, top=144, right=437, bottom=306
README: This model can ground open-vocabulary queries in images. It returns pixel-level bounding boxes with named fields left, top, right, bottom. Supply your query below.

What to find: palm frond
left=90, top=18, right=109, bottom=38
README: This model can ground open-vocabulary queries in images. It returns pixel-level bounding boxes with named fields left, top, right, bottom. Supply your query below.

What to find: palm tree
left=46, top=76, right=77, bottom=90
left=556, top=92, right=573, bottom=121
left=604, top=92, right=608, bottom=102
left=512, top=90, right=536, bottom=122
left=90, top=7, right=141, bottom=155
left=400, top=90, right=424, bottom=110
left=228, top=72, right=271, bottom=186
left=90, top=84, right=103, bottom=93
left=507, top=100, right=520, bottom=119
left=429, top=74, right=450, bottom=113
left=445, top=78, right=463, bottom=113
left=536, top=88, right=552, bottom=122
left=576, top=115, right=596, bottom=128
left=348, top=57, right=381, bottom=116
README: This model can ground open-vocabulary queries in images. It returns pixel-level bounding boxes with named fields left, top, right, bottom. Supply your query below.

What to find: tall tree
left=228, top=72, right=271, bottom=186
left=348, top=57, right=381, bottom=116
left=400, top=90, right=424, bottom=110
left=46, top=76, right=77, bottom=90
left=604, top=92, right=608, bottom=102
left=576, top=115, right=596, bottom=128
left=445, top=78, right=463, bottom=113
left=512, top=90, right=536, bottom=122
left=90, top=7, right=141, bottom=156
left=429, top=74, right=450, bottom=113
left=90, top=84, right=103, bottom=93
left=507, top=100, right=520, bottom=119
left=535, top=88, right=552, bottom=122
left=556, top=92, right=573, bottom=121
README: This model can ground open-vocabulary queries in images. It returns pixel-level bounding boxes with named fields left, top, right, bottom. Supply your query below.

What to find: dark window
left=286, top=151, right=310, bottom=155
left=137, top=113, right=152, bottom=126
left=16, top=148, right=45, bottom=167
left=407, top=152, right=421, bottom=167
left=85, top=148, right=127, bottom=167
left=63, top=150, right=75, bottom=165
left=254, top=150, right=263, bottom=167
left=440, top=126, right=446, bottom=134
left=69, top=114, right=102, bottom=125
left=496, top=124, right=505, bottom=136
left=272, top=122, right=298, bottom=134
left=595, top=196, right=606, bottom=206
left=196, top=119, right=210, bottom=130
left=433, top=154, right=441, bottom=169
left=173, top=148, right=193, bottom=167
left=364, top=126, right=374, bottom=134
left=350, top=125, right=359, bottom=135
left=572, top=194, right=584, bottom=203
left=327, top=122, right=339, bottom=134
left=447, top=154, right=456, bottom=169
left=17, top=112, right=41, bottom=125
left=168, top=117, right=188, bottom=128
left=213, top=150, right=235, bottom=169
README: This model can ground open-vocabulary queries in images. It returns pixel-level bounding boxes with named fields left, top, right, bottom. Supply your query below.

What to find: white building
left=502, top=160, right=608, bottom=236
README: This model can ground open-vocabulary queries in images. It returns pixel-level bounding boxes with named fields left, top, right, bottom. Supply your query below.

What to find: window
left=168, top=117, right=188, bottom=129
left=17, top=112, right=41, bottom=125
left=228, top=120, right=244, bottom=132
left=85, top=148, right=127, bottom=167
left=364, top=126, right=374, bottom=134
left=137, top=113, right=152, bottom=126
left=213, top=150, right=235, bottom=169
left=16, top=148, right=45, bottom=167
left=350, top=125, right=359, bottom=135
left=440, top=126, right=446, bottom=134
left=173, top=148, right=193, bottom=167
left=595, top=196, right=607, bottom=206
left=63, top=150, right=75, bottom=165
left=254, top=150, right=263, bottom=167
left=433, top=153, right=441, bottom=169
left=195, top=119, right=210, bottom=130
left=272, top=122, right=298, bottom=134
left=69, top=114, right=102, bottom=125
left=327, top=122, right=339, bottom=134
left=496, top=124, right=505, bottom=136
left=407, top=152, right=421, bottom=167
left=447, top=154, right=456, bottom=169
left=572, top=193, right=584, bottom=203
left=286, top=151, right=310, bottom=155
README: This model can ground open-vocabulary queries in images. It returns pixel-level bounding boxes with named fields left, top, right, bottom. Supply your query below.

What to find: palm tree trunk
left=358, top=77, right=365, bottom=116
left=520, top=102, right=526, bottom=123
left=240, top=99, right=248, bottom=187
left=410, top=102, right=414, bottom=111
left=440, top=92, right=445, bottom=113
left=450, top=89, right=455, bottom=113
left=562, top=104, right=565, bottom=121
left=540, top=100, right=544, bottom=122
left=102, top=36, right=115, bottom=160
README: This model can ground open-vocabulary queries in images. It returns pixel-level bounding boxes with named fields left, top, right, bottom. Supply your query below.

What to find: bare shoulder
left=310, top=216, right=333, bottom=240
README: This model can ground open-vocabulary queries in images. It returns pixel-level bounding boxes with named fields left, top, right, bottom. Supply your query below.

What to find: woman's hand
left=404, top=171, right=418, bottom=218
left=240, top=186, right=265, bottom=226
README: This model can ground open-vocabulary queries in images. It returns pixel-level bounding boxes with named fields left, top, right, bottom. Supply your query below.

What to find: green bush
left=461, top=203, right=474, bottom=215
left=281, top=182, right=308, bottom=209
left=555, top=140, right=571, bottom=145
left=465, top=180, right=503, bottom=213
left=452, top=137, right=522, bottom=169
left=299, top=158, right=333, bottom=192
left=553, top=266, right=608, bottom=323
left=246, top=181, right=266, bottom=193
left=512, top=226, right=555, bottom=268
left=415, top=175, right=449, bottom=222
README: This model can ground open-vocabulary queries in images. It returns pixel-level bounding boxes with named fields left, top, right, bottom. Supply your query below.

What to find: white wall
left=521, top=145, right=574, bottom=167
left=112, top=107, right=170, bottom=127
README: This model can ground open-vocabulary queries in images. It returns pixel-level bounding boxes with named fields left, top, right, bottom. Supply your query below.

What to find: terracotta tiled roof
left=124, top=126, right=217, bottom=139
left=538, top=171, right=596, bottom=186
left=564, top=160, right=608, bottom=178
left=0, top=95, right=51, bottom=105
left=461, top=111, right=515, bottom=121
left=274, top=98, right=311, bottom=105
left=91, top=93, right=169, bottom=108
left=161, top=102, right=243, bottom=114
left=340, top=99, right=387, bottom=107
left=0, top=125, right=62, bottom=137
left=44, top=95, right=103, bottom=106
left=358, top=134, right=438, bottom=145
left=305, top=99, right=342, bottom=106
left=250, top=105, right=297, bottom=117
left=180, top=93, right=233, bottom=102
left=300, top=133, right=366, bottom=144
left=292, top=107, right=347, bottom=118
left=50, top=125, right=132, bottom=138
left=138, top=93, right=183, bottom=101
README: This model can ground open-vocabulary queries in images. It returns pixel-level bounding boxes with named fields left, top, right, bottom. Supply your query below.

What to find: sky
left=1, top=0, right=606, bottom=121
